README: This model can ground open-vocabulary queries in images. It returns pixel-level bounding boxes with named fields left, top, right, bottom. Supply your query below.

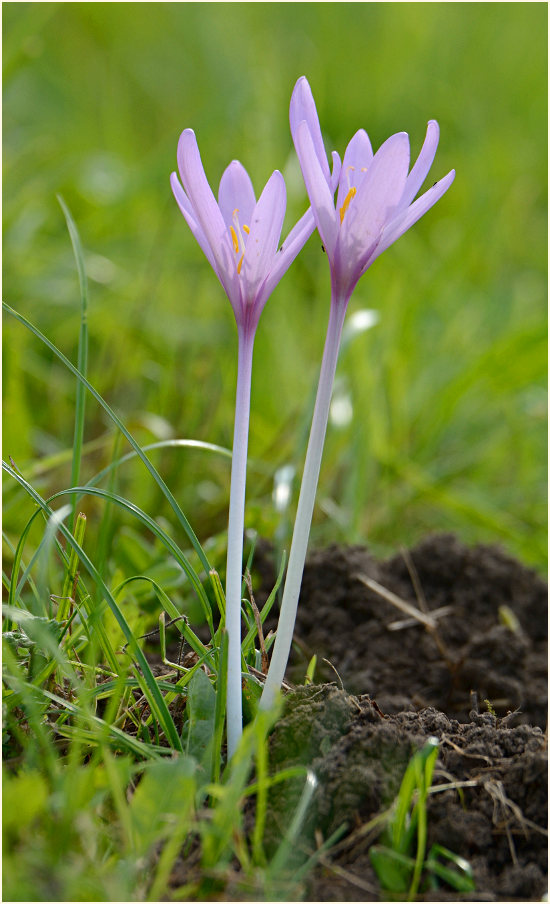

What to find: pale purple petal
left=218, top=161, right=256, bottom=233
left=343, top=132, right=410, bottom=250
left=290, top=76, right=331, bottom=182
left=330, top=151, right=342, bottom=192
left=177, top=129, right=235, bottom=281
left=398, top=120, right=440, bottom=212
left=336, top=129, right=374, bottom=209
left=241, top=170, right=286, bottom=300
left=255, top=207, right=316, bottom=311
left=170, top=172, right=220, bottom=277
left=295, top=120, right=339, bottom=258
left=375, top=168, right=455, bottom=257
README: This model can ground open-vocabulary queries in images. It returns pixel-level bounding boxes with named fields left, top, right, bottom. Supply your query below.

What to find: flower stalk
left=225, top=326, right=254, bottom=756
left=260, top=298, right=347, bottom=710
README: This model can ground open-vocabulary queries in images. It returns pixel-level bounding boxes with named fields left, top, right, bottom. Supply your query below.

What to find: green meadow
left=2, top=3, right=547, bottom=900
left=4, top=2, right=547, bottom=568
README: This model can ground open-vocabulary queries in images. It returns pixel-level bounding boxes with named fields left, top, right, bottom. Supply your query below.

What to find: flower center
left=230, top=209, right=250, bottom=274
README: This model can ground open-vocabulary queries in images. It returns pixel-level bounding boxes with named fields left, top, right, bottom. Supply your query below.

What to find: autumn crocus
left=171, top=128, right=327, bottom=758
left=260, top=77, right=455, bottom=710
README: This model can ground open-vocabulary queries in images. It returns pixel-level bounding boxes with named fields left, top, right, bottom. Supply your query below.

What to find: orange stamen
left=230, top=226, right=239, bottom=254
left=237, top=254, right=244, bottom=274
left=339, top=186, right=357, bottom=224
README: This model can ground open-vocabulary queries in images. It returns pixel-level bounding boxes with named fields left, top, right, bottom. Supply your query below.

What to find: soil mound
left=257, top=534, right=548, bottom=900
left=259, top=533, right=547, bottom=727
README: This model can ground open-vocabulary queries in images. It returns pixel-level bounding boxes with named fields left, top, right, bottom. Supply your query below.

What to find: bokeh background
left=3, top=2, right=547, bottom=574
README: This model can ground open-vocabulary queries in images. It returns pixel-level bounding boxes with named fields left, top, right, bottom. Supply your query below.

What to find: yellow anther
left=230, top=226, right=239, bottom=254
left=231, top=208, right=248, bottom=268
left=339, top=186, right=357, bottom=224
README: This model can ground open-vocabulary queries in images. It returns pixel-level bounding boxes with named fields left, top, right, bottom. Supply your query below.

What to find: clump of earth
left=253, top=534, right=547, bottom=901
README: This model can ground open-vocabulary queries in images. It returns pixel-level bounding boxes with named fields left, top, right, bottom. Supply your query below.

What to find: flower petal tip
left=179, top=127, right=196, bottom=144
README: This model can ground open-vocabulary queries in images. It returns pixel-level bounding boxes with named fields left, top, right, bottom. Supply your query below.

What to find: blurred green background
left=3, top=2, right=547, bottom=573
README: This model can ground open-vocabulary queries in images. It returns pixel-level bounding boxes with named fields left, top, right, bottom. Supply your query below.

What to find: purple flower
left=289, top=76, right=455, bottom=305
left=170, top=128, right=317, bottom=336
left=171, top=127, right=320, bottom=759
left=260, top=77, right=455, bottom=712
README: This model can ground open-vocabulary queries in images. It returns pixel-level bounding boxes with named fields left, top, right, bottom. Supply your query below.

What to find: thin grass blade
left=57, top=196, right=88, bottom=528
left=2, top=302, right=211, bottom=574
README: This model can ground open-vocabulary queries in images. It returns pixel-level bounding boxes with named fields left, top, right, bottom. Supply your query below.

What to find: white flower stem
left=226, top=328, right=255, bottom=759
left=260, top=300, right=347, bottom=710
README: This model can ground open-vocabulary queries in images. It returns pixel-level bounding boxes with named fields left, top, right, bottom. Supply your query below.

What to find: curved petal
left=218, top=160, right=256, bottom=233
left=170, top=172, right=220, bottom=277
left=177, top=129, right=235, bottom=283
left=295, top=120, right=339, bottom=258
left=336, top=129, right=373, bottom=210
left=255, top=206, right=316, bottom=312
left=398, top=120, right=440, bottom=211
left=290, top=76, right=331, bottom=182
left=343, top=131, right=410, bottom=250
left=376, top=168, right=455, bottom=256
left=241, top=169, right=286, bottom=301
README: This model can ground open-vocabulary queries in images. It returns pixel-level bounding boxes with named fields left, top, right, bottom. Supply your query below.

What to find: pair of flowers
left=171, top=76, right=455, bottom=759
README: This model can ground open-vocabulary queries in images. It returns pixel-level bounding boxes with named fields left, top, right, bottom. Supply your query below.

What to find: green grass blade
left=409, top=739, right=439, bottom=900
left=425, top=844, right=475, bottom=892
left=95, top=432, right=122, bottom=590
left=84, top=438, right=232, bottom=490
left=9, top=509, right=68, bottom=619
left=267, top=769, right=318, bottom=877
left=57, top=196, right=88, bottom=527
left=20, top=437, right=232, bottom=485
left=2, top=530, right=40, bottom=621
left=39, top=504, right=73, bottom=619
left=242, top=550, right=286, bottom=656
left=2, top=301, right=211, bottom=574
left=212, top=629, right=228, bottom=784
left=58, top=511, right=87, bottom=621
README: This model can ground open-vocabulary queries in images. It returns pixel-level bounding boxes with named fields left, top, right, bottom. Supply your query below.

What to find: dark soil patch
left=258, top=533, right=547, bottom=728
left=255, top=534, right=548, bottom=900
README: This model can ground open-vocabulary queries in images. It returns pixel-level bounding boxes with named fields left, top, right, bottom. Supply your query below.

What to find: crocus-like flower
left=289, top=77, right=456, bottom=307
left=171, top=128, right=320, bottom=759
left=260, top=77, right=455, bottom=710
left=171, top=128, right=327, bottom=336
